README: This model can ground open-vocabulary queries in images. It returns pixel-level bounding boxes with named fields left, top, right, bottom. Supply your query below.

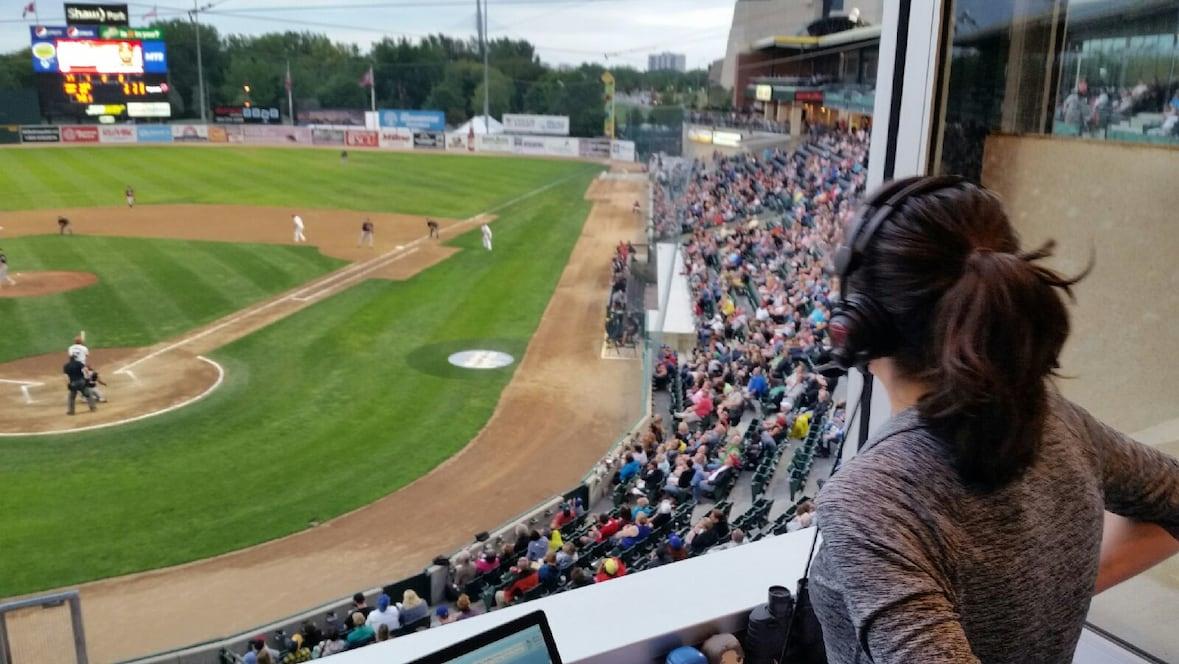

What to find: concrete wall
left=981, top=134, right=1179, bottom=437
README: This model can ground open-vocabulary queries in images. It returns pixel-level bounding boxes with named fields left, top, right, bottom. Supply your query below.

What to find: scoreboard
left=31, top=24, right=170, bottom=120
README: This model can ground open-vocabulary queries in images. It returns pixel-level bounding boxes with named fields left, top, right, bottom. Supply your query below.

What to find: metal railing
left=0, top=591, right=88, bottom=664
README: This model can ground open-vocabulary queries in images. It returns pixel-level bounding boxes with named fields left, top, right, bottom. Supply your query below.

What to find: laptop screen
left=442, top=624, right=555, bottom=664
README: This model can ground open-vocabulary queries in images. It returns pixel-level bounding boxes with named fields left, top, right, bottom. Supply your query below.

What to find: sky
left=0, top=0, right=738, bottom=70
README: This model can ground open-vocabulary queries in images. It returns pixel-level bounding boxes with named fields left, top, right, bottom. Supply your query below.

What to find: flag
left=143, top=5, right=158, bottom=20
left=358, top=66, right=373, bottom=88
left=21, top=2, right=35, bottom=18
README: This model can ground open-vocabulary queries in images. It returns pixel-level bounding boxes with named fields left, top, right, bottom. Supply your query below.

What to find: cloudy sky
left=0, top=0, right=737, bottom=69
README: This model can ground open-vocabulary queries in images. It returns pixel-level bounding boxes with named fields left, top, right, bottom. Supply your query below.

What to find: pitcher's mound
left=0, top=271, right=98, bottom=298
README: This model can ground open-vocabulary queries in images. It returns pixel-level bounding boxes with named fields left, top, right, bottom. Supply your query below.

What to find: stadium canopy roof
left=750, top=24, right=882, bottom=53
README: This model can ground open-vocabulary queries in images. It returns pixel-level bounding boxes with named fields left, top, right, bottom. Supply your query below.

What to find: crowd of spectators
left=687, top=110, right=790, bottom=135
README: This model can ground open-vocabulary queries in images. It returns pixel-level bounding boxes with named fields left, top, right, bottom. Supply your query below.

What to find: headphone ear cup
left=830, top=294, right=895, bottom=369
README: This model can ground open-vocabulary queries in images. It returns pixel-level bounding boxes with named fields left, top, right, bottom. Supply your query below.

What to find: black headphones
left=828, top=175, right=965, bottom=370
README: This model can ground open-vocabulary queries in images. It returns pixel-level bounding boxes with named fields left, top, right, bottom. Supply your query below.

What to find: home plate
left=396, top=244, right=405, bottom=250
left=448, top=350, right=514, bottom=370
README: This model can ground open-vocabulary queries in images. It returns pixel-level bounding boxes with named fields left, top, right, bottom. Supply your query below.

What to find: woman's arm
left=1096, top=512, right=1179, bottom=594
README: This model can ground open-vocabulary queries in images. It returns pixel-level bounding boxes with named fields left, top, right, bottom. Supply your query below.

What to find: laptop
left=405, top=610, right=563, bottom=664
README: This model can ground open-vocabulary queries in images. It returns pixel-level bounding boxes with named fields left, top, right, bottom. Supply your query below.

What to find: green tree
left=146, top=18, right=224, bottom=118
left=0, top=48, right=34, bottom=89
left=471, top=68, right=512, bottom=119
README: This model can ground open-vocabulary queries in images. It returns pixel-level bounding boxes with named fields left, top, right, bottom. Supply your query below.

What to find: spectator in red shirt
left=594, top=557, right=628, bottom=583
left=497, top=558, right=540, bottom=606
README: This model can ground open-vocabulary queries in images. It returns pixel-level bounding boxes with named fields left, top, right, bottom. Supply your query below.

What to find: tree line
left=0, top=23, right=723, bottom=134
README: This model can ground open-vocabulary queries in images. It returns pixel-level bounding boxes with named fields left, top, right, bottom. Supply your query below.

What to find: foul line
left=0, top=356, right=225, bottom=438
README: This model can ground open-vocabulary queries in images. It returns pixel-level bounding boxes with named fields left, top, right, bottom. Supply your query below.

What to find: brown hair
left=850, top=178, right=1085, bottom=485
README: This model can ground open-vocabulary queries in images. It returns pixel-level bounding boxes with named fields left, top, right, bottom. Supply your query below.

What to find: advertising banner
left=299, top=109, right=363, bottom=126
left=445, top=131, right=471, bottom=152
left=795, top=90, right=824, bottom=103
left=502, top=114, right=569, bottom=136
left=610, top=139, right=636, bottom=162
left=65, top=3, right=129, bottom=26
left=21, top=125, right=61, bottom=143
left=311, top=127, right=346, bottom=145
left=127, top=101, right=171, bottom=118
left=378, top=109, right=446, bottom=132
left=171, top=124, right=208, bottom=141
left=60, top=125, right=100, bottom=143
left=345, top=129, right=379, bottom=147
left=412, top=131, right=443, bottom=150
left=511, top=135, right=579, bottom=157
left=241, top=125, right=312, bottom=144
left=214, top=106, right=281, bottom=124
left=98, top=124, right=136, bottom=143
left=712, top=131, right=741, bottom=148
left=136, top=125, right=173, bottom=143
left=207, top=125, right=230, bottom=143
left=378, top=127, right=413, bottom=150
left=578, top=137, right=611, bottom=159
left=475, top=133, right=513, bottom=153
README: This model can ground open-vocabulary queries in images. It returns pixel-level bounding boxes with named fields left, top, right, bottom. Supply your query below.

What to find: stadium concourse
left=209, top=129, right=870, bottom=662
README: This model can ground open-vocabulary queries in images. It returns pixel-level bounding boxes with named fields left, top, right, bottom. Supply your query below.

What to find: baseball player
left=358, top=218, right=374, bottom=248
left=84, top=365, right=108, bottom=403
left=292, top=214, right=307, bottom=243
left=426, top=219, right=440, bottom=239
left=58, top=216, right=73, bottom=235
left=0, top=248, right=14, bottom=286
left=125, top=185, right=135, bottom=208
left=481, top=223, right=493, bottom=251
left=68, top=335, right=89, bottom=364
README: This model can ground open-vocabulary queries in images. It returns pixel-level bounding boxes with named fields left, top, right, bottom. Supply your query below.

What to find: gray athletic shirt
left=810, top=392, right=1179, bottom=664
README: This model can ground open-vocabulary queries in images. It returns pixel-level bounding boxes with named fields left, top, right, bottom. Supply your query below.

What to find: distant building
left=720, top=0, right=884, bottom=89
left=648, top=52, right=688, bottom=73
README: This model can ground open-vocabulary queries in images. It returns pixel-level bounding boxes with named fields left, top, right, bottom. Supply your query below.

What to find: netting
left=2, top=600, right=81, bottom=664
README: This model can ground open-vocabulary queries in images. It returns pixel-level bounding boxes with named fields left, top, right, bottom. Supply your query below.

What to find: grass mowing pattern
left=0, top=236, right=345, bottom=363
left=0, top=147, right=574, bottom=216
left=0, top=149, right=602, bottom=596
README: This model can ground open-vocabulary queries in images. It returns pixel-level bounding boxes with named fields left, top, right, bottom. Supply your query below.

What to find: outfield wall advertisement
left=20, top=125, right=60, bottom=142
left=98, top=124, right=136, bottom=143
left=345, top=129, right=379, bottom=148
left=502, top=114, right=569, bottom=136
left=60, top=125, right=99, bottom=143
left=378, top=109, right=445, bottom=132
left=242, top=125, right=312, bottom=144
left=378, top=127, right=413, bottom=150
left=172, top=124, right=208, bottom=141
left=8, top=124, right=637, bottom=160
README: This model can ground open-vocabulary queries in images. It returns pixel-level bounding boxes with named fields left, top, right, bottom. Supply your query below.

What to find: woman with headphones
left=809, top=176, right=1179, bottom=663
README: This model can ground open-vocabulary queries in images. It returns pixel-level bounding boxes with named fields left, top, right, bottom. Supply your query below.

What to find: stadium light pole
left=191, top=0, right=215, bottom=123
left=478, top=0, right=490, bottom=131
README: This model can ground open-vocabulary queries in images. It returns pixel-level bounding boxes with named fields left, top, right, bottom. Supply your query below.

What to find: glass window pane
left=933, top=1, right=1179, bottom=660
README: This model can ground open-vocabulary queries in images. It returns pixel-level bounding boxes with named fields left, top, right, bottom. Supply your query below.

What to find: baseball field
left=0, top=144, right=642, bottom=626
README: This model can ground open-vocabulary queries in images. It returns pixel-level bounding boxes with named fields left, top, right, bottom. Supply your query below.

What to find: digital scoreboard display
left=31, top=25, right=170, bottom=119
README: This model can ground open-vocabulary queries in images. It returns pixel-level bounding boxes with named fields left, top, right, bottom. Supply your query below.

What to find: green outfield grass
left=0, top=147, right=574, bottom=216
left=0, top=147, right=603, bottom=596
left=0, top=236, right=345, bottom=363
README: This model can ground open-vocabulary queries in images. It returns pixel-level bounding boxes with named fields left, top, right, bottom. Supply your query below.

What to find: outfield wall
left=2, top=124, right=638, bottom=161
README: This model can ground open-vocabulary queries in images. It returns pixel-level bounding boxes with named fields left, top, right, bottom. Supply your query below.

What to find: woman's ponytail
left=920, top=243, right=1077, bottom=484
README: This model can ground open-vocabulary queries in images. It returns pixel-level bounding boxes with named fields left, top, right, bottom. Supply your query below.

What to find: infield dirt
left=2, top=173, right=647, bottom=662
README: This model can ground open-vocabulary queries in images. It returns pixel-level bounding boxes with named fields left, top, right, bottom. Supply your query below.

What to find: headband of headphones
left=833, top=175, right=965, bottom=293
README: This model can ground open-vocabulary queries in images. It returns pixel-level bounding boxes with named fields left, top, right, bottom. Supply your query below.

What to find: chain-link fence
left=0, top=591, right=88, bottom=664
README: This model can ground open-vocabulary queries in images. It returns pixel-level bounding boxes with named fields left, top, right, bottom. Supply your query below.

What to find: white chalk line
left=0, top=356, right=225, bottom=438
left=0, top=378, right=43, bottom=386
